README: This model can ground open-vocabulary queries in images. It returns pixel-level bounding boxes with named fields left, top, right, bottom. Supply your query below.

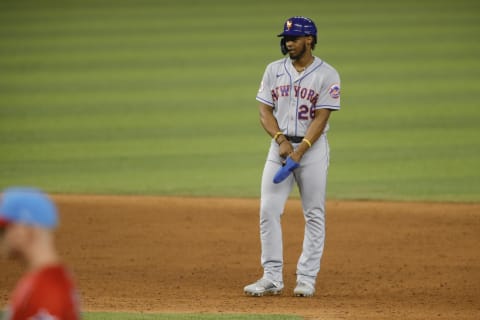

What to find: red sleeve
left=10, top=266, right=80, bottom=320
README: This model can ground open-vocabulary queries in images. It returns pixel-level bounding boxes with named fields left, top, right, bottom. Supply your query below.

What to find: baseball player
left=0, top=187, right=81, bottom=320
left=244, top=16, right=340, bottom=297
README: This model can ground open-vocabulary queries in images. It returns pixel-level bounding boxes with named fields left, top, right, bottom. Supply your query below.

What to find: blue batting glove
left=273, top=157, right=300, bottom=184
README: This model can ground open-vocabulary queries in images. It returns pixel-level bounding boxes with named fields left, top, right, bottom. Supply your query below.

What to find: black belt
left=285, top=135, right=304, bottom=143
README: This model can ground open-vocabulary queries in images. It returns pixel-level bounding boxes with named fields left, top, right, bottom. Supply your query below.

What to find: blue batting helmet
left=277, top=16, right=317, bottom=55
left=277, top=16, right=317, bottom=38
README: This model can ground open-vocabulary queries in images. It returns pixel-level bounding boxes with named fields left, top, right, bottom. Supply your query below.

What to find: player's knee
left=304, top=208, right=325, bottom=224
left=260, top=203, right=284, bottom=220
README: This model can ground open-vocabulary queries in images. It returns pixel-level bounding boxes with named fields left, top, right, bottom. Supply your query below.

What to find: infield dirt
left=1, top=195, right=479, bottom=320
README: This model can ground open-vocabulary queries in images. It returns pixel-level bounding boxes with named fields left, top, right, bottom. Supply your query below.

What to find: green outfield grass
left=0, top=0, right=479, bottom=202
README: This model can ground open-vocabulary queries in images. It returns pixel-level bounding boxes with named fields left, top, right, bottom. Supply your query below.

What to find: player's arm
left=259, top=103, right=293, bottom=158
left=290, top=108, right=332, bottom=162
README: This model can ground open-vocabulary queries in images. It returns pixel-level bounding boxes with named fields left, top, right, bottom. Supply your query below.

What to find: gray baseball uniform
left=256, top=56, right=341, bottom=287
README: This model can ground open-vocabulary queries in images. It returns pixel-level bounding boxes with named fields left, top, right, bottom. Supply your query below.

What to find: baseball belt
left=285, top=136, right=304, bottom=143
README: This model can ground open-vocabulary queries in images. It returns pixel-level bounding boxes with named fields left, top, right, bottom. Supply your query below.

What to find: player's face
left=1, top=224, right=29, bottom=260
left=284, top=36, right=308, bottom=60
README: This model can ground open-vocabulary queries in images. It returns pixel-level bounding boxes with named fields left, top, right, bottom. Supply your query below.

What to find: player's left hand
left=289, top=150, right=303, bottom=163
left=273, top=157, right=300, bottom=184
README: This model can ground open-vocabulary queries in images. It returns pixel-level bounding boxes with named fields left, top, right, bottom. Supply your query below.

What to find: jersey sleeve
left=256, top=63, right=276, bottom=107
left=314, top=67, right=341, bottom=111
left=20, top=268, right=79, bottom=320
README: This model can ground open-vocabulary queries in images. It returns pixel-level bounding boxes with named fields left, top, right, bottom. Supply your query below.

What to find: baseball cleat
left=293, top=281, right=315, bottom=297
left=244, top=278, right=283, bottom=296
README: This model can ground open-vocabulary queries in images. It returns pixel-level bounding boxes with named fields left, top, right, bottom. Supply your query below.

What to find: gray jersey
left=256, top=56, right=340, bottom=136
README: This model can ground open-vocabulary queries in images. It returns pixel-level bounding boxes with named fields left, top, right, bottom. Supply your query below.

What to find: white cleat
left=293, top=281, right=315, bottom=297
left=244, top=278, right=283, bottom=297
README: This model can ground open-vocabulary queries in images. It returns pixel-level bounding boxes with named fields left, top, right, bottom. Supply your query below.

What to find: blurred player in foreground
left=0, top=187, right=80, bottom=320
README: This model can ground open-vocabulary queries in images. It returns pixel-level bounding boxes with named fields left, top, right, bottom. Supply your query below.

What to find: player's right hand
left=278, top=140, right=294, bottom=158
